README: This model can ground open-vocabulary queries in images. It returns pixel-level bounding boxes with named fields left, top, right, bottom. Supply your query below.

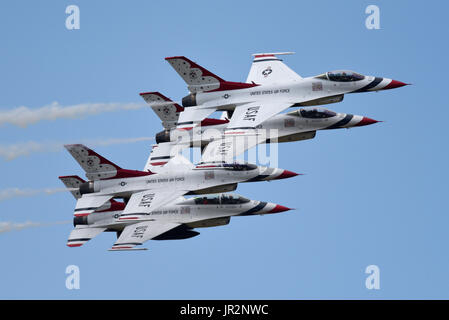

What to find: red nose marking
left=355, top=117, right=379, bottom=127
left=276, top=170, right=300, bottom=179
left=383, top=80, right=408, bottom=90
left=268, top=205, right=292, bottom=213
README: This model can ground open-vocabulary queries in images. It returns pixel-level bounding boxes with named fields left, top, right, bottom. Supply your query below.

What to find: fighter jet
left=141, top=91, right=379, bottom=165
left=60, top=175, right=291, bottom=250
left=60, top=144, right=298, bottom=226
left=164, top=52, right=407, bottom=131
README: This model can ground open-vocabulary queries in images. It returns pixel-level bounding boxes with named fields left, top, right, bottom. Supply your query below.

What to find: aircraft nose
left=268, top=204, right=292, bottom=213
left=251, top=168, right=302, bottom=182
left=275, top=170, right=300, bottom=180
left=355, top=117, right=380, bottom=127
left=382, top=79, right=409, bottom=90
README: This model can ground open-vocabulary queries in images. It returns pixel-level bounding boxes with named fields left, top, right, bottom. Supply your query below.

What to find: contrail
left=0, top=220, right=71, bottom=234
left=0, top=136, right=154, bottom=160
left=0, top=187, right=72, bottom=201
left=0, top=101, right=145, bottom=127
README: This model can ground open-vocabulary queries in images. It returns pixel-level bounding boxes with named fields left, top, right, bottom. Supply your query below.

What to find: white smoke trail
left=0, top=136, right=154, bottom=160
left=0, top=220, right=71, bottom=234
left=0, top=187, right=71, bottom=201
left=0, top=101, right=145, bottom=127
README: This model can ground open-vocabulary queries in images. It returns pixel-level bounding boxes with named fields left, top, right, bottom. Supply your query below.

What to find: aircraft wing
left=110, top=221, right=180, bottom=250
left=201, top=130, right=263, bottom=163
left=246, top=52, right=302, bottom=85
left=176, top=106, right=216, bottom=130
left=74, top=194, right=113, bottom=217
left=226, top=101, right=293, bottom=130
left=118, top=189, right=188, bottom=221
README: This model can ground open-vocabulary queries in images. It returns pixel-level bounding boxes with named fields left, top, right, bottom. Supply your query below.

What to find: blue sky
left=0, top=0, right=448, bottom=299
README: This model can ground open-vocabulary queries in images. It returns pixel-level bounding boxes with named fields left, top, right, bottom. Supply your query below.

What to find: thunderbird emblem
left=262, top=67, right=272, bottom=77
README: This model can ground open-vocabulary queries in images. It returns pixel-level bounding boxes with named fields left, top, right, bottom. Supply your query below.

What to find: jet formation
left=60, top=52, right=407, bottom=251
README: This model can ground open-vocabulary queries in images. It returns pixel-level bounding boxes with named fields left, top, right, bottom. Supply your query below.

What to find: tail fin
left=143, top=143, right=190, bottom=172
left=59, top=175, right=85, bottom=199
left=246, top=52, right=302, bottom=85
left=139, top=92, right=184, bottom=129
left=165, top=56, right=257, bottom=93
left=64, top=144, right=153, bottom=180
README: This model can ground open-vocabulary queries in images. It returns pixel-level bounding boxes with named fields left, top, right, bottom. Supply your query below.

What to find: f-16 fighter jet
left=60, top=176, right=291, bottom=250
left=141, top=92, right=379, bottom=165
left=60, top=144, right=298, bottom=231
left=164, top=52, right=407, bottom=131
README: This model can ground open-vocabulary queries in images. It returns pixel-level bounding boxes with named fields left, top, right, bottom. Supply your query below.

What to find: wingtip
left=108, top=247, right=148, bottom=251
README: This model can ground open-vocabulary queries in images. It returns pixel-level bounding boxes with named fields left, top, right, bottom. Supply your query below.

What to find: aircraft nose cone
left=355, top=117, right=379, bottom=127
left=276, top=170, right=300, bottom=180
left=383, top=79, right=409, bottom=90
left=268, top=205, right=292, bottom=213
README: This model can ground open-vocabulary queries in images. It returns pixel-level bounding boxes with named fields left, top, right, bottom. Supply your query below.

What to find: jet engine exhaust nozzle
left=182, top=93, right=197, bottom=107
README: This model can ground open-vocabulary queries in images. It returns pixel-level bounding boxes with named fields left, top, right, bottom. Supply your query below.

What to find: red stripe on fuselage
left=74, top=213, right=90, bottom=217
left=150, top=161, right=168, bottom=166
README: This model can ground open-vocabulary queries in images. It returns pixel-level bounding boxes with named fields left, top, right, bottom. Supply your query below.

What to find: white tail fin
left=246, top=52, right=302, bottom=85
left=143, top=143, right=191, bottom=172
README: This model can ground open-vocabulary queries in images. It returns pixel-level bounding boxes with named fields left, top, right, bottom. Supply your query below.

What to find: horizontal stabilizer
left=165, top=56, right=223, bottom=92
left=166, top=56, right=257, bottom=93
left=64, top=144, right=153, bottom=180
left=59, top=175, right=85, bottom=199
left=67, top=226, right=106, bottom=247
left=140, top=92, right=184, bottom=129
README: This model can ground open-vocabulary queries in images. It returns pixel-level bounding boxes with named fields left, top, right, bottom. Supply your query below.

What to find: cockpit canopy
left=315, top=70, right=365, bottom=82
left=193, top=194, right=251, bottom=205
left=299, top=107, right=337, bottom=119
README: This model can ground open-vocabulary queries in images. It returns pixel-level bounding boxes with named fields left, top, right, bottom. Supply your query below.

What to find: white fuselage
left=168, top=109, right=365, bottom=147
left=82, top=197, right=283, bottom=230
left=86, top=164, right=287, bottom=199
left=194, top=75, right=382, bottom=110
